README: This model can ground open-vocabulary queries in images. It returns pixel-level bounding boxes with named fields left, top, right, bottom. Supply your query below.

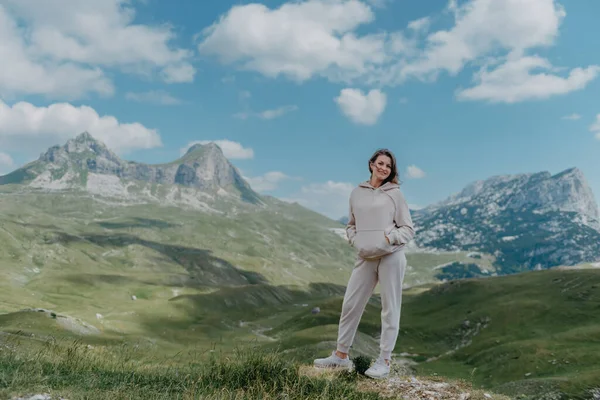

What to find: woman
left=314, top=148, right=415, bottom=379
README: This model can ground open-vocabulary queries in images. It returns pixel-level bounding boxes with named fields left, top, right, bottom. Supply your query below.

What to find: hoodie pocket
left=353, top=230, right=393, bottom=259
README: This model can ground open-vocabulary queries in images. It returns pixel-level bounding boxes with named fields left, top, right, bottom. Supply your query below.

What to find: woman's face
left=371, top=154, right=392, bottom=182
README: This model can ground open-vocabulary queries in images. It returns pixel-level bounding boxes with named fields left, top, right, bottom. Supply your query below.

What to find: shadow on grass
left=170, top=282, right=347, bottom=312
left=137, top=282, right=350, bottom=342
left=47, top=231, right=268, bottom=288
left=4, top=219, right=60, bottom=230
left=61, top=273, right=153, bottom=289
left=7, top=217, right=179, bottom=231
left=96, top=217, right=180, bottom=230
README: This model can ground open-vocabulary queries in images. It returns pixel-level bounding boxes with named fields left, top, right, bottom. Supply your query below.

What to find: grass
left=269, top=269, right=600, bottom=399
left=0, top=186, right=497, bottom=290
left=3, top=262, right=600, bottom=398
left=2, top=188, right=599, bottom=399
left=1, top=335, right=513, bottom=400
left=0, top=188, right=496, bottom=323
left=0, top=337, right=383, bottom=400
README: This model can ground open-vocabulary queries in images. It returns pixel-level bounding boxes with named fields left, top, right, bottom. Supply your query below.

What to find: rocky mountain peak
left=2, top=132, right=262, bottom=205
left=185, top=141, right=220, bottom=156
left=428, top=167, right=599, bottom=222
left=554, top=166, right=582, bottom=178
left=414, top=166, right=600, bottom=272
left=183, top=143, right=229, bottom=170
left=519, top=167, right=598, bottom=220
left=39, top=131, right=120, bottom=165
left=73, top=131, right=96, bottom=143
left=173, top=141, right=260, bottom=202
left=550, top=168, right=596, bottom=212
left=67, top=131, right=108, bottom=153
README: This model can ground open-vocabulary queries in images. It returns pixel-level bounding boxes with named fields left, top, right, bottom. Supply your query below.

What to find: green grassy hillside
left=3, top=268, right=599, bottom=399
left=0, top=187, right=496, bottom=314
left=3, top=187, right=599, bottom=399
left=1, top=336, right=514, bottom=400
left=269, top=268, right=600, bottom=399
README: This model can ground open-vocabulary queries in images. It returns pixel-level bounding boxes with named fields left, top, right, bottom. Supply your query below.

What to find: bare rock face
left=429, top=168, right=599, bottom=221
left=413, top=168, right=600, bottom=272
left=1, top=132, right=261, bottom=204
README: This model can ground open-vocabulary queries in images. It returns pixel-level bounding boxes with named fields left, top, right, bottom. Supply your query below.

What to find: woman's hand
left=384, top=234, right=390, bottom=244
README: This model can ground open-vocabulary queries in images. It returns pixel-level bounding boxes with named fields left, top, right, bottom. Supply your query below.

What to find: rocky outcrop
left=413, top=168, right=600, bottom=272
left=1, top=132, right=261, bottom=204
left=427, top=168, right=599, bottom=222
left=299, top=365, right=511, bottom=399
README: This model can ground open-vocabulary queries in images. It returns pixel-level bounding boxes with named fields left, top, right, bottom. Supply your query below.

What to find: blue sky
left=0, top=0, right=599, bottom=219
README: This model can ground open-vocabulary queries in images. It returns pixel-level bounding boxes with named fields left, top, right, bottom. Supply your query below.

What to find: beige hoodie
left=346, top=181, right=415, bottom=260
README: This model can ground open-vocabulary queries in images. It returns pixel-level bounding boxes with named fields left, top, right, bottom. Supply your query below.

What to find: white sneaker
left=313, top=351, right=354, bottom=370
left=365, top=357, right=390, bottom=379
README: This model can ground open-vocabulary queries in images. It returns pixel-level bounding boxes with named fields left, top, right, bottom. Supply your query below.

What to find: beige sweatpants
left=336, top=250, right=407, bottom=360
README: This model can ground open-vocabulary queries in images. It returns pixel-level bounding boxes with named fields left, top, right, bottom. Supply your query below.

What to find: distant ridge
left=0, top=132, right=262, bottom=204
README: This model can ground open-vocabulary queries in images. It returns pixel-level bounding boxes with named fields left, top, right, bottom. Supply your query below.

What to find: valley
left=1, top=133, right=600, bottom=399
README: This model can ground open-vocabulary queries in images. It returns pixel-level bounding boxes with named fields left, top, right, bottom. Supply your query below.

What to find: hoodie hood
left=358, top=181, right=400, bottom=191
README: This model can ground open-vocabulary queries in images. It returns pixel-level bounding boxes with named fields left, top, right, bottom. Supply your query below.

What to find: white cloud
left=407, top=17, right=431, bottom=33
left=590, top=114, right=600, bottom=140
left=562, top=113, right=582, bottom=120
left=245, top=171, right=290, bottom=192
left=456, top=55, right=600, bottom=103
left=197, top=0, right=401, bottom=83
left=125, top=90, right=182, bottom=105
left=400, top=0, right=567, bottom=81
left=0, top=100, right=162, bottom=155
left=234, top=105, right=298, bottom=120
left=335, top=88, right=386, bottom=125
left=393, top=0, right=599, bottom=100
left=365, top=0, right=392, bottom=8
left=160, top=64, right=196, bottom=84
left=196, top=0, right=598, bottom=105
left=0, top=152, right=14, bottom=171
left=0, top=0, right=194, bottom=99
left=180, top=140, right=254, bottom=160
left=259, top=105, right=299, bottom=120
left=0, top=5, right=113, bottom=100
left=286, top=180, right=355, bottom=219
left=406, top=165, right=426, bottom=179
left=397, top=0, right=600, bottom=104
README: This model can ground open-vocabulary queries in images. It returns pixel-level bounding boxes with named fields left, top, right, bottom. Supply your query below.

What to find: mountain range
left=2, top=132, right=600, bottom=399
left=411, top=167, right=600, bottom=273
left=337, top=166, right=600, bottom=274
left=0, top=131, right=261, bottom=208
left=1, top=131, right=599, bottom=275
